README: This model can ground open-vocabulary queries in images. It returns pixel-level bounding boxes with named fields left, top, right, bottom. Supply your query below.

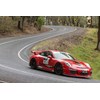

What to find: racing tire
left=54, top=63, right=63, bottom=75
left=29, top=59, right=37, bottom=69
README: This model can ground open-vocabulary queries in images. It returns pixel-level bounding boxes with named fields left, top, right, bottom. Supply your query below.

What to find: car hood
left=62, top=59, right=89, bottom=69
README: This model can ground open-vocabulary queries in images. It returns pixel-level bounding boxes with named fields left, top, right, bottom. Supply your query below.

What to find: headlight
left=65, top=62, right=77, bottom=71
left=85, top=63, right=91, bottom=68
left=65, top=62, right=71, bottom=67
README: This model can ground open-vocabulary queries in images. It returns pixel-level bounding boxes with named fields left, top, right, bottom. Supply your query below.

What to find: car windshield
left=53, top=52, right=75, bottom=60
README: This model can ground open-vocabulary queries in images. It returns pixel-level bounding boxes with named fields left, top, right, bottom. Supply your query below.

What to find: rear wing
left=31, top=50, right=41, bottom=55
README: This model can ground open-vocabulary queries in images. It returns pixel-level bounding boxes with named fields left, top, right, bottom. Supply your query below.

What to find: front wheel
left=54, top=63, right=63, bottom=75
left=29, top=59, right=37, bottom=69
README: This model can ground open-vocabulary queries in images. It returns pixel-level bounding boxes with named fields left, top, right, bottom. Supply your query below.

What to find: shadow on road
left=28, top=67, right=91, bottom=80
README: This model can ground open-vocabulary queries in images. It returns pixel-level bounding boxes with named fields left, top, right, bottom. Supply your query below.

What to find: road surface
left=0, top=26, right=99, bottom=83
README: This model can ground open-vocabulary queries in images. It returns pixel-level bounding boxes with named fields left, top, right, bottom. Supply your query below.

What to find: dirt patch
left=32, top=28, right=87, bottom=51
left=60, top=28, right=87, bottom=44
left=0, top=26, right=51, bottom=38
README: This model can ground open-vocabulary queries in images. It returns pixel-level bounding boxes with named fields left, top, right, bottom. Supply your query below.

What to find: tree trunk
left=68, top=16, right=71, bottom=26
left=76, top=16, right=80, bottom=27
left=90, top=16, right=93, bottom=27
left=72, top=17, right=75, bottom=26
left=17, top=17, right=25, bottom=31
left=18, top=21, right=21, bottom=29
left=21, top=16, right=25, bottom=31
left=11, top=16, right=15, bottom=20
left=95, top=16, right=100, bottom=50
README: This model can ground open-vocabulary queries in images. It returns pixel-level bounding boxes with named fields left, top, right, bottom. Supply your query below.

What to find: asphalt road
left=0, top=26, right=100, bottom=83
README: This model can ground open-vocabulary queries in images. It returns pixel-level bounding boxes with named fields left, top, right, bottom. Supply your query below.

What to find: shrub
left=37, top=17, right=44, bottom=30
left=0, top=16, right=17, bottom=33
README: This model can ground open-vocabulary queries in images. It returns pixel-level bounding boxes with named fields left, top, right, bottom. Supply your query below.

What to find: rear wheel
left=54, top=63, right=63, bottom=75
left=29, top=59, right=37, bottom=69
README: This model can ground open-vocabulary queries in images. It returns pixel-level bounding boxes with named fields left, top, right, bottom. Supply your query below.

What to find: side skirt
left=37, top=66, right=54, bottom=72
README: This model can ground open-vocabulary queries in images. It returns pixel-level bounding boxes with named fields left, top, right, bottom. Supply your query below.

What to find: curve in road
left=0, top=26, right=99, bottom=83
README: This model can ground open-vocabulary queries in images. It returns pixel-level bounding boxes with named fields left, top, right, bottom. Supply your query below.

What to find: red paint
left=29, top=50, right=92, bottom=78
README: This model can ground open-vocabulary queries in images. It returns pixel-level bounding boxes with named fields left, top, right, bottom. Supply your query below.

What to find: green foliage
left=0, top=16, right=17, bottom=33
left=0, top=16, right=98, bottom=35
left=37, top=17, right=44, bottom=25
left=45, top=16, right=98, bottom=28
left=0, top=16, right=45, bottom=34
left=37, top=16, right=45, bottom=30
left=66, top=29, right=100, bottom=79
left=92, top=16, right=98, bottom=28
left=32, top=28, right=100, bottom=80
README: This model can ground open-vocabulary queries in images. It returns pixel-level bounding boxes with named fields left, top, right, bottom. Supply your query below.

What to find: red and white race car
left=29, top=50, right=92, bottom=78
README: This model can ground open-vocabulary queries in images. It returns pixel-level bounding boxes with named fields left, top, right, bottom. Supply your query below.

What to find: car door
left=40, top=51, right=54, bottom=66
left=45, top=51, right=55, bottom=67
left=39, top=51, right=56, bottom=72
left=39, top=51, right=50, bottom=66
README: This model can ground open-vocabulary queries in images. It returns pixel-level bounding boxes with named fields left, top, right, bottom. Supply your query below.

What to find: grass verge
left=32, top=28, right=100, bottom=80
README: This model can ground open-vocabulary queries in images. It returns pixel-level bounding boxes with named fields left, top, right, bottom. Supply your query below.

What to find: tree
left=95, top=16, right=100, bottom=50
left=90, top=16, right=93, bottom=27
left=36, top=16, right=44, bottom=30
left=17, top=16, right=25, bottom=31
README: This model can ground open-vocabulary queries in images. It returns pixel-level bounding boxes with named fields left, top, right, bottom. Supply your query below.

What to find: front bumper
left=63, top=68, right=92, bottom=78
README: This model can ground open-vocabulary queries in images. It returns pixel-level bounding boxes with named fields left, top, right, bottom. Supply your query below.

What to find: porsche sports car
left=29, top=50, right=92, bottom=78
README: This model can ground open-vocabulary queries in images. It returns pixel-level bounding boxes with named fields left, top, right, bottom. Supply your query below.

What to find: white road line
left=0, top=26, right=77, bottom=83
left=0, top=27, right=54, bottom=83
left=0, top=27, right=56, bottom=46
left=18, top=28, right=77, bottom=64
left=0, top=80, right=8, bottom=83
left=0, top=63, right=75, bottom=83
left=17, top=28, right=77, bottom=83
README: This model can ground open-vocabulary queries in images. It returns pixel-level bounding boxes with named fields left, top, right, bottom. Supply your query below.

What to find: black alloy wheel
left=54, top=63, right=63, bottom=75
left=30, top=59, right=37, bottom=69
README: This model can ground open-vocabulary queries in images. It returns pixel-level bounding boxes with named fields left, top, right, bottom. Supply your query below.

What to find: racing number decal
left=43, top=57, right=50, bottom=65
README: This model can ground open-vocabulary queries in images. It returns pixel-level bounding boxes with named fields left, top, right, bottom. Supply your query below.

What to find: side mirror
left=31, top=51, right=34, bottom=53
left=48, top=55, right=52, bottom=59
left=73, top=58, right=76, bottom=60
left=31, top=51, right=37, bottom=55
